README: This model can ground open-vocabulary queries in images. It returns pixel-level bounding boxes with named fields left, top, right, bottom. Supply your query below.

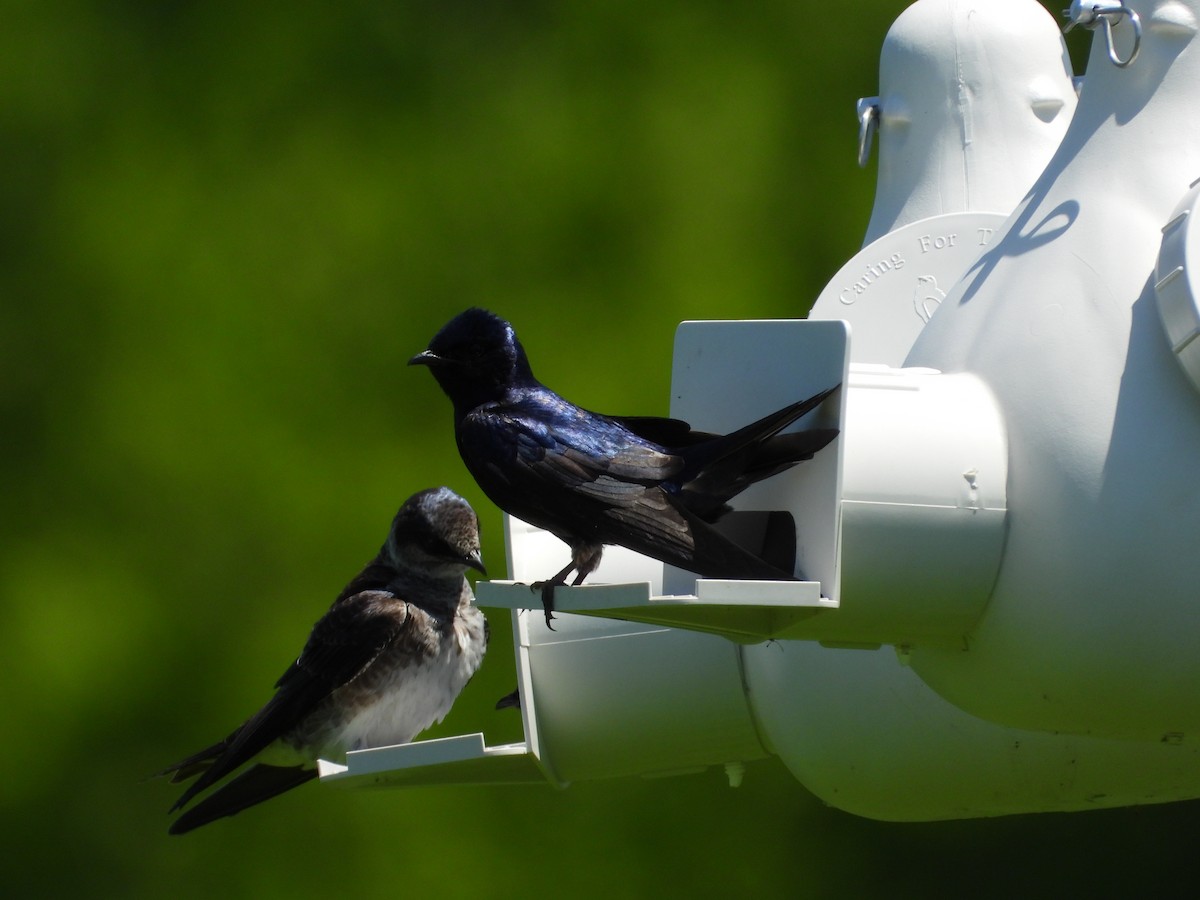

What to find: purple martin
left=409, top=308, right=838, bottom=625
left=159, top=487, right=487, bottom=835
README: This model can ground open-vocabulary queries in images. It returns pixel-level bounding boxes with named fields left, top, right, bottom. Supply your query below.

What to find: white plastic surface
left=862, top=0, right=1076, bottom=245
left=745, top=643, right=1200, bottom=821
left=905, top=0, right=1200, bottom=741
left=750, top=0, right=1200, bottom=820
left=819, top=365, right=1006, bottom=643
left=509, top=608, right=772, bottom=784
left=810, top=212, right=1006, bottom=364
left=1155, top=175, right=1200, bottom=389
left=668, top=319, right=848, bottom=597
left=476, top=579, right=833, bottom=643
left=318, top=734, right=545, bottom=789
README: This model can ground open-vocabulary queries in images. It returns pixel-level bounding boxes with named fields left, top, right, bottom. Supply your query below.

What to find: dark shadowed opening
left=711, top=510, right=797, bottom=575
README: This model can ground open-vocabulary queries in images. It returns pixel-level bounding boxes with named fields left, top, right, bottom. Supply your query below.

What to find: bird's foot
left=529, top=580, right=558, bottom=629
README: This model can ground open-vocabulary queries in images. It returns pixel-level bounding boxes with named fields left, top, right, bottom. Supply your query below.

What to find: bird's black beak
left=464, top=549, right=487, bottom=576
left=408, top=350, right=442, bottom=368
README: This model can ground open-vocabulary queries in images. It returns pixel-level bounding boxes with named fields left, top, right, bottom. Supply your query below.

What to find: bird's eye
left=422, top=537, right=450, bottom=558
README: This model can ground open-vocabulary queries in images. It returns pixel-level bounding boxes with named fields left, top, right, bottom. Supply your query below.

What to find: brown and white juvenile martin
left=410, top=308, right=839, bottom=624
left=159, top=487, right=488, bottom=834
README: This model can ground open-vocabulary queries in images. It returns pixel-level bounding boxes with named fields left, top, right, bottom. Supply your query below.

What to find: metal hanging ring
left=1100, top=5, right=1141, bottom=67
left=1062, top=2, right=1142, bottom=68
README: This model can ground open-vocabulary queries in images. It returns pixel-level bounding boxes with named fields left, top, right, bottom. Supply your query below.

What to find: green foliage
left=0, top=1, right=1190, bottom=897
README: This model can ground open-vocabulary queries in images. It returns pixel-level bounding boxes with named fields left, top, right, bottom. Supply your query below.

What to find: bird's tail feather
left=681, top=427, right=839, bottom=521
left=168, top=764, right=316, bottom=835
left=741, top=427, right=840, bottom=471
left=676, top=386, right=838, bottom=483
left=168, top=688, right=314, bottom=812
left=154, top=739, right=230, bottom=784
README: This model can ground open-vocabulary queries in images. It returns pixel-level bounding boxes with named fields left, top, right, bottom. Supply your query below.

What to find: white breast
left=332, top=605, right=487, bottom=754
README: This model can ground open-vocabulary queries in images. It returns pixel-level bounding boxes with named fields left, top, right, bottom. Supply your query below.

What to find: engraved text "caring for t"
left=839, top=252, right=906, bottom=305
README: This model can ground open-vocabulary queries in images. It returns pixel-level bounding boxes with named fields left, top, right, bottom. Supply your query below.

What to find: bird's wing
left=168, top=590, right=408, bottom=812
left=460, top=400, right=707, bottom=551
left=608, top=414, right=714, bottom=447
left=462, top=400, right=678, bottom=501
left=463, top=403, right=751, bottom=568
left=463, top=402, right=797, bottom=578
left=465, top=393, right=674, bottom=483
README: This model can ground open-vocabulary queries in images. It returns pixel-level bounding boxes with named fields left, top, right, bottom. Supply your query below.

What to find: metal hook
left=1062, top=2, right=1142, bottom=68
left=856, top=97, right=879, bottom=169
left=1100, top=6, right=1142, bottom=67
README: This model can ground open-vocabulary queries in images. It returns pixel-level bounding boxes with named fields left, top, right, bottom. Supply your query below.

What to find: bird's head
left=384, top=486, right=486, bottom=582
left=409, top=308, right=535, bottom=410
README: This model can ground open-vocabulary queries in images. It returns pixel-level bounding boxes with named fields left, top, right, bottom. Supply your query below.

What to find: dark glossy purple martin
left=410, top=308, right=838, bottom=625
left=158, top=487, right=487, bottom=835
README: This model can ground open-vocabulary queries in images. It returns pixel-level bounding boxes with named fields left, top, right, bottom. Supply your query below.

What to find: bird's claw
left=529, top=580, right=558, bottom=629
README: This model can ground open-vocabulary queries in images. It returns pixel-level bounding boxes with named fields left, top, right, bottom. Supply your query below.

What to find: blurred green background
left=3, top=1, right=1195, bottom=897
